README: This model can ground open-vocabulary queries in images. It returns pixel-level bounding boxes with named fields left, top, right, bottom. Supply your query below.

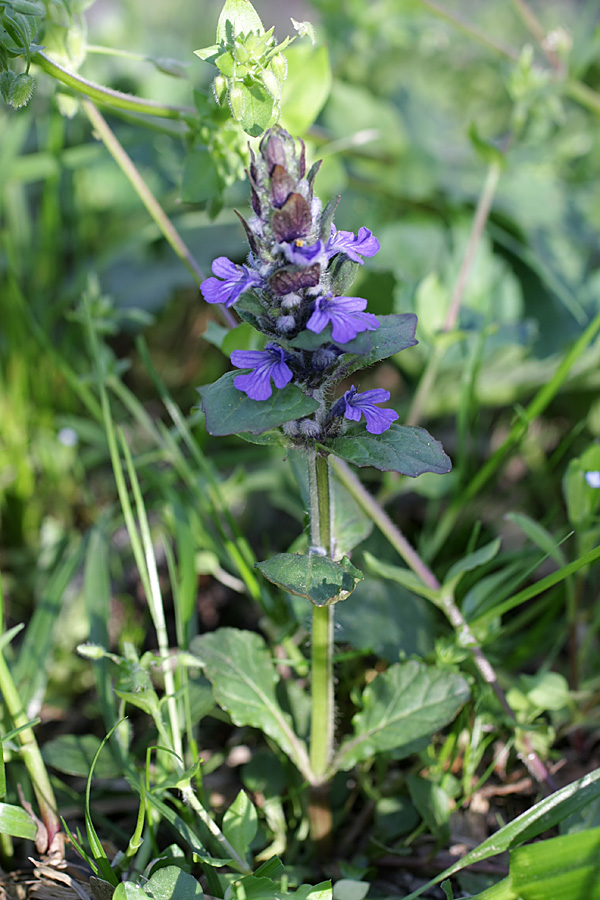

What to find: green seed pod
left=8, top=72, right=35, bottom=109
left=228, top=84, right=245, bottom=121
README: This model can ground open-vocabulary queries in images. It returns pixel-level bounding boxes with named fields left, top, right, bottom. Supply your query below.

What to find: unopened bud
left=213, top=74, right=228, bottom=104
left=270, top=53, right=287, bottom=82
left=228, top=84, right=246, bottom=121
left=276, top=314, right=296, bottom=332
left=299, top=418, right=321, bottom=438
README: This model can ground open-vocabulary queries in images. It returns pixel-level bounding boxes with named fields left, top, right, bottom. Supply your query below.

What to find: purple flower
left=281, top=239, right=326, bottom=267
left=326, top=226, right=380, bottom=265
left=306, top=294, right=379, bottom=344
left=337, top=385, right=399, bottom=435
left=200, top=257, right=262, bottom=307
left=231, top=344, right=293, bottom=401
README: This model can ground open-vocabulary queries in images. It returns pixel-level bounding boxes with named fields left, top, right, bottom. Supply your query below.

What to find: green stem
left=307, top=449, right=334, bottom=847
left=0, top=644, right=61, bottom=850
left=32, top=51, right=194, bottom=119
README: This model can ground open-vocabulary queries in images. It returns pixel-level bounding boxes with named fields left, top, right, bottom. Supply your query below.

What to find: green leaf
left=237, top=81, right=277, bottom=137
left=216, top=0, right=265, bottom=42
left=0, top=802, right=37, bottom=840
left=324, top=424, right=452, bottom=476
left=362, top=552, right=439, bottom=603
left=505, top=512, right=568, bottom=566
left=281, top=43, right=331, bottom=134
left=256, top=553, right=363, bottom=606
left=511, top=827, right=600, bottom=900
left=42, top=734, right=122, bottom=779
left=335, top=577, right=435, bottom=662
left=444, top=538, right=502, bottom=585
left=222, top=790, right=257, bottom=859
left=406, top=774, right=451, bottom=842
left=193, top=44, right=220, bottom=62
left=197, top=372, right=319, bottom=436
left=9, top=0, right=44, bottom=15
left=113, top=885, right=149, bottom=900
left=333, top=660, right=469, bottom=770
left=144, top=866, right=204, bottom=900
left=341, top=314, right=418, bottom=376
left=190, top=628, right=310, bottom=777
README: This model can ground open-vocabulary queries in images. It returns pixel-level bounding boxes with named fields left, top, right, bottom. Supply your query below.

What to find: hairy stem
left=307, top=448, right=334, bottom=847
left=33, top=51, right=194, bottom=119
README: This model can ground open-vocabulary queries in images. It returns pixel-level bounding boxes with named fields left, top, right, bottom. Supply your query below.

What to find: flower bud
left=213, top=75, right=228, bottom=104
left=270, top=53, right=287, bottom=82
left=283, top=420, right=300, bottom=436
left=276, top=314, right=296, bottom=332
left=228, top=84, right=246, bottom=121
left=299, top=418, right=321, bottom=438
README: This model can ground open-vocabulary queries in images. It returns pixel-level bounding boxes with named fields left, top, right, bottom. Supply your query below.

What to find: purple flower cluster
left=200, top=127, right=397, bottom=438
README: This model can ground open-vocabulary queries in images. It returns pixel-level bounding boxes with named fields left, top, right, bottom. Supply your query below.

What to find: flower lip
left=335, top=385, right=399, bottom=435
left=306, top=294, right=380, bottom=344
left=326, top=226, right=380, bottom=265
left=230, top=343, right=293, bottom=401
left=200, top=256, right=262, bottom=307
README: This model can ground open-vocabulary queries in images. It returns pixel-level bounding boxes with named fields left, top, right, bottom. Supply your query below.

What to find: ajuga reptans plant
left=198, top=127, right=436, bottom=448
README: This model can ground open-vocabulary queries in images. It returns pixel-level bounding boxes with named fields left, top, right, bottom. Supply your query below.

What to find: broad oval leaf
left=256, top=553, right=363, bottom=606
left=197, top=372, right=319, bottom=436
left=324, top=424, right=451, bottom=476
left=190, top=628, right=311, bottom=779
left=145, top=866, right=203, bottom=900
left=333, top=660, right=469, bottom=771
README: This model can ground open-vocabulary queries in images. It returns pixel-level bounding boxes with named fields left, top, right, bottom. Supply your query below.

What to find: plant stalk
left=307, top=449, right=334, bottom=847
left=0, top=648, right=61, bottom=852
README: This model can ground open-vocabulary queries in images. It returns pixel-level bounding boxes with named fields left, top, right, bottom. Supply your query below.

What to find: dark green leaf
left=190, top=628, right=311, bottom=777
left=43, top=734, right=122, bottom=779
left=334, top=660, right=470, bottom=770
left=256, top=553, right=363, bottom=606
left=340, top=314, right=418, bottom=377
left=197, top=371, right=319, bottom=436
left=144, top=866, right=204, bottom=900
left=324, top=424, right=452, bottom=476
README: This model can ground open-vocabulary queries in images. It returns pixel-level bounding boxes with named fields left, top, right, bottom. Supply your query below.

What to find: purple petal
left=282, top=240, right=325, bottom=266
left=200, top=256, right=261, bottom=307
left=326, top=227, right=380, bottom=264
left=231, top=350, right=271, bottom=369
left=212, top=256, right=242, bottom=279
left=234, top=369, right=274, bottom=401
left=341, top=385, right=398, bottom=434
